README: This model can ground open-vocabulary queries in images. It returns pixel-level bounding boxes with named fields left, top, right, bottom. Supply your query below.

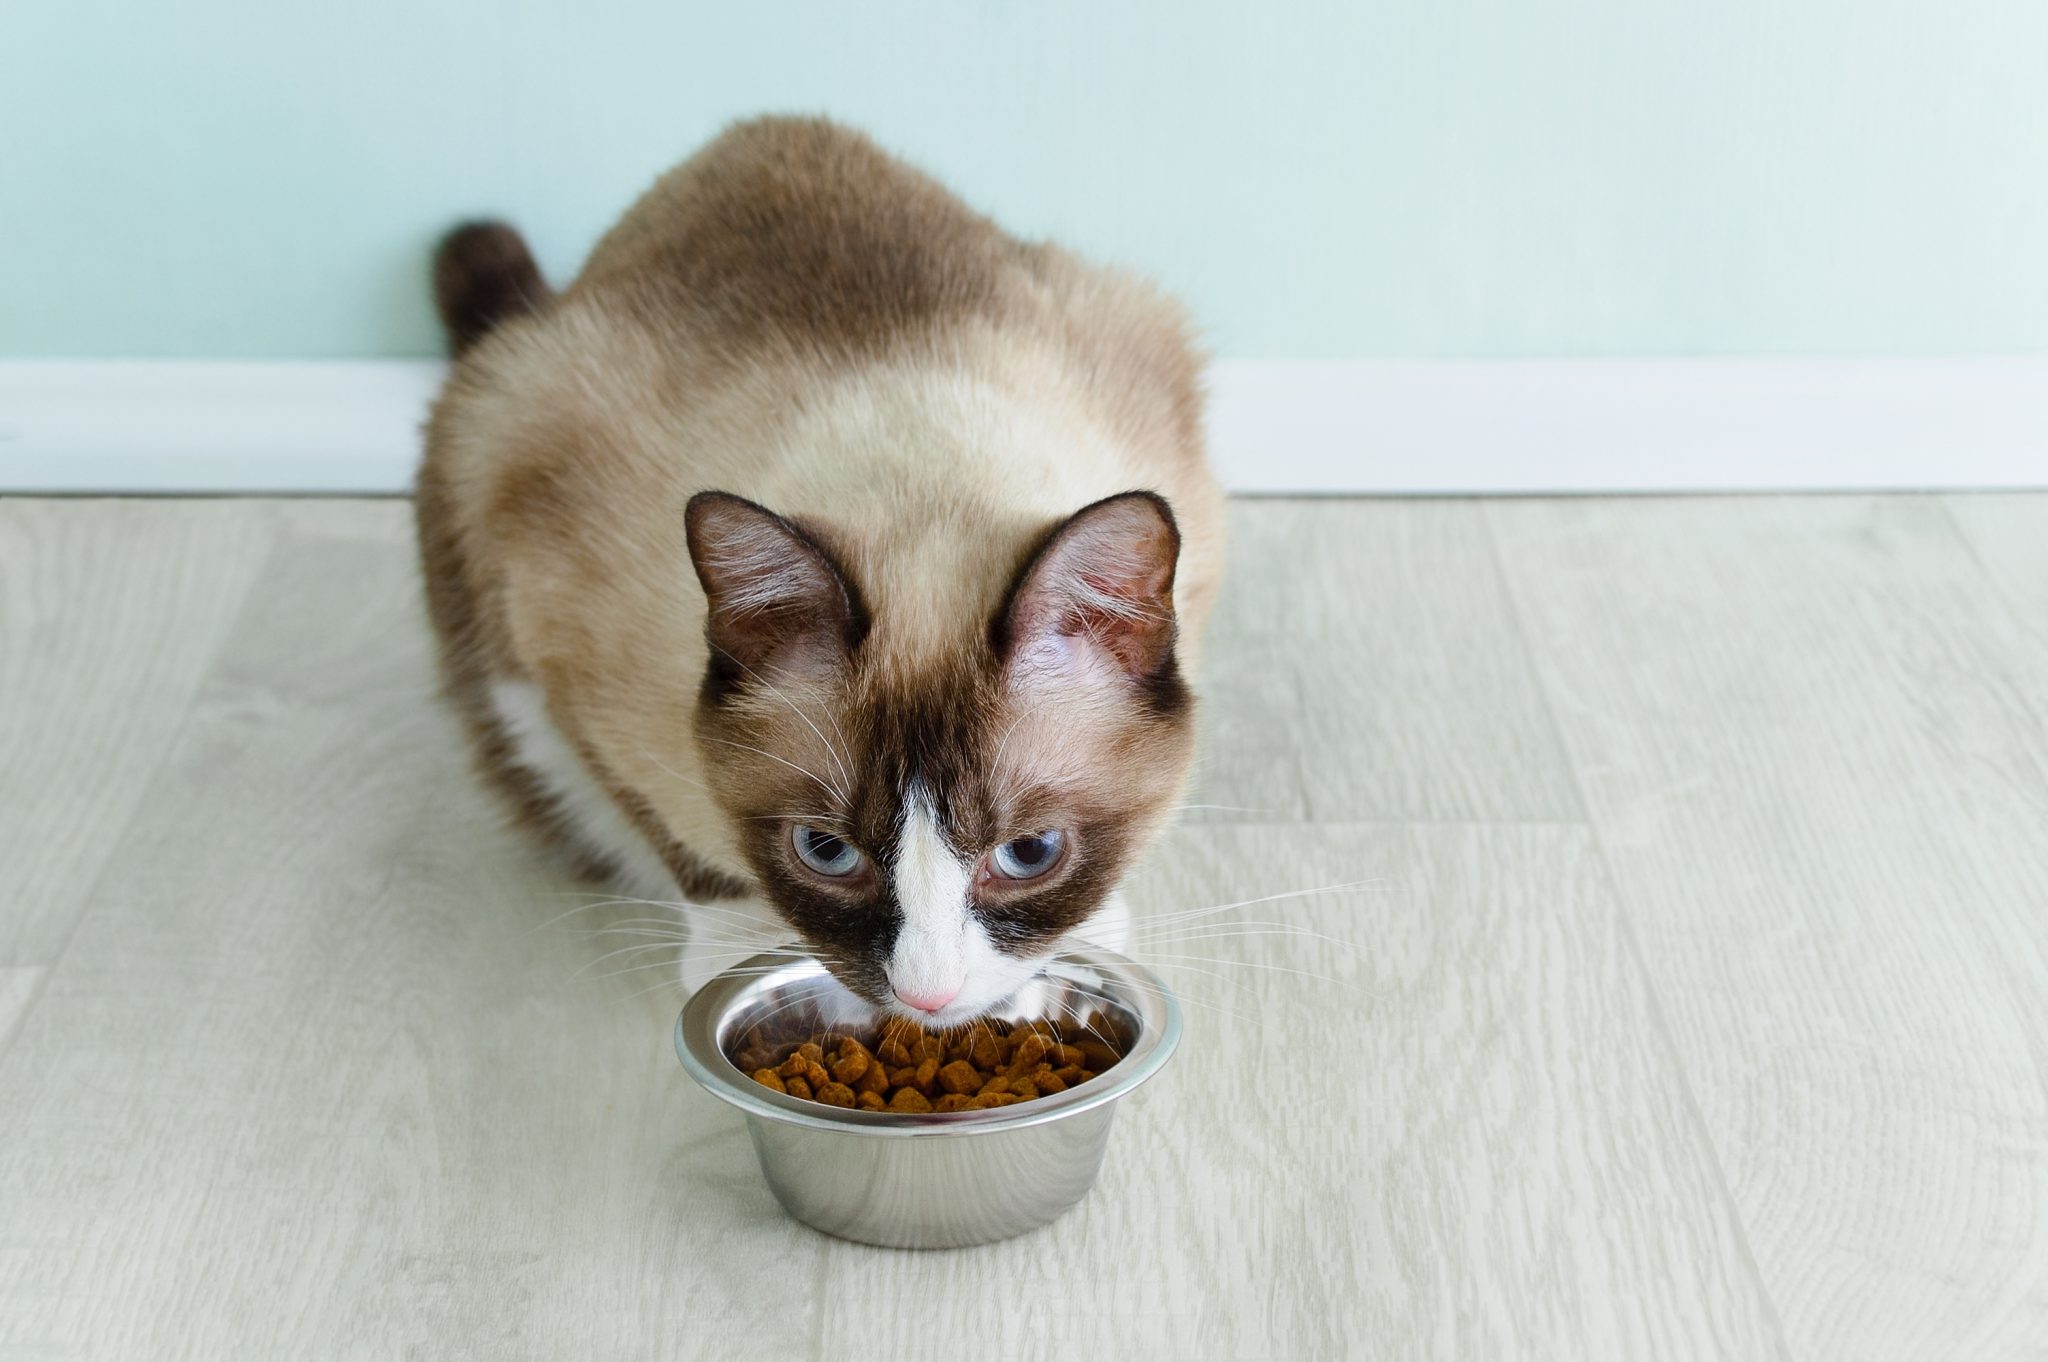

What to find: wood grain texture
left=8, top=493, right=2042, bottom=1361
left=0, top=498, right=275, bottom=965
left=0, top=965, right=46, bottom=1057
left=0, top=503, right=826, bottom=1360
left=1944, top=493, right=2048, bottom=642
left=817, top=820, right=1784, bottom=1362
left=1190, top=500, right=1581, bottom=824
left=1489, top=494, right=2048, bottom=1362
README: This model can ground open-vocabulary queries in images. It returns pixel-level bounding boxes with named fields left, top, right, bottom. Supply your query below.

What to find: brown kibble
left=776, top=1054, right=829, bottom=1089
left=1075, top=1039, right=1120, bottom=1070
left=937, top=1060, right=984, bottom=1095
left=1008, top=1033, right=1048, bottom=1073
left=877, top=1019, right=922, bottom=1067
left=967, top=1091, right=1023, bottom=1109
left=855, top=1055, right=889, bottom=1094
left=732, top=1016, right=1118, bottom=1115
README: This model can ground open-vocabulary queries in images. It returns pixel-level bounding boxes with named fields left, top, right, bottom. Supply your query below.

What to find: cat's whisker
left=638, top=749, right=724, bottom=800
left=705, top=737, right=847, bottom=806
left=529, top=893, right=755, bottom=933
left=1093, top=970, right=1262, bottom=1029
left=586, top=932, right=799, bottom=959
left=985, top=690, right=1064, bottom=804
left=707, top=644, right=857, bottom=799
left=556, top=895, right=744, bottom=921
left=1135, top=877, right=1391, bottom=929
left=599, top=950, right=822, bottom=997
left=585, top=950, right=802, bottom=986
left=566, top=902, right=791, bottom=936
left=585, top=914, right=778, bottom=935
left=572, top=943, right=688, bottom=979
left=1134, top=924, right=1358, bottom=951
left=726, top=976, right=851, bottom=1032
left=1135, top=919, right=1350, bottom=941
left=526, top=894, right=694, bottom=933
left=1130, top=952, right=1344, bottom=985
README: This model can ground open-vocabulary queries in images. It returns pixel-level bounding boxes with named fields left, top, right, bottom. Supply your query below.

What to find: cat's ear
left=685, top=492, right=865, bottom=680
left=996, top=491, right=1181, bottom=689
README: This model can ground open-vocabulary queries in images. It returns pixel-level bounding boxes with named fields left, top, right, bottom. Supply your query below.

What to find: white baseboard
left=2, top=356, right=2044, bottom=494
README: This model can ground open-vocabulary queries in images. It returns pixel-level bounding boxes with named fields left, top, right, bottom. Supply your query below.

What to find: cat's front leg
left=675, top=895, right=793, bottom=996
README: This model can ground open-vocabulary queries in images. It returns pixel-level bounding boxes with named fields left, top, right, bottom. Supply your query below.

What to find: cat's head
left=684, top=489, right=1194, bottom=1026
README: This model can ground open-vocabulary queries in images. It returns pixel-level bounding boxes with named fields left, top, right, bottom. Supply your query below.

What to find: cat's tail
left=432, top=221, right=551, bottom=356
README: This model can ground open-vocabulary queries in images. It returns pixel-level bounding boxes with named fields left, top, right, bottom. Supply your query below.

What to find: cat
left=415, top=116, right=1224, bottom=1026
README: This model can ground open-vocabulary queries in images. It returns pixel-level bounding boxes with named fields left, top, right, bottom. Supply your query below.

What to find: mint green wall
left=5, top=1, right=2046, bottom=359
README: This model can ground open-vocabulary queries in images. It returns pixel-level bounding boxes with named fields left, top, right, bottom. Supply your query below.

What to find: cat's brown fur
left=416, top=116, right=1224, bottom=1016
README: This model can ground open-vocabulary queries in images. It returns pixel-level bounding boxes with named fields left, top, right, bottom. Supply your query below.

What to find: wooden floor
left=2, top=494, right=2044, bottom=1361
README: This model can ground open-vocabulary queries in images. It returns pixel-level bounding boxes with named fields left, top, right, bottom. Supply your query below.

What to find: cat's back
left=574, top=116, right=1024, bottom=362
left=425, top=116, right=1221, bottom=671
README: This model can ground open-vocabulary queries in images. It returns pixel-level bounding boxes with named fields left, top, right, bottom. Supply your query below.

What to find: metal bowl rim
left=676, top=948, right=1182, bottom=1138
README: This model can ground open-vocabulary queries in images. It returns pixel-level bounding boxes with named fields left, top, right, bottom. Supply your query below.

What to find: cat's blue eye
left=990, top=830, right=1066, bottom=881
left=792, top=825, right=864, bottom=878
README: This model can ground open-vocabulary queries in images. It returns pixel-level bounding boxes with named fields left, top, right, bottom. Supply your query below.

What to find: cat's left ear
left=996, top=491, right=1181, bottom=689
left=685, top=491, right=866, bottom=681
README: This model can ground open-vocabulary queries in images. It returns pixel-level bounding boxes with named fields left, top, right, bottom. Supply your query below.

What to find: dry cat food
left=732, top=1015, right=1123, bottom=1113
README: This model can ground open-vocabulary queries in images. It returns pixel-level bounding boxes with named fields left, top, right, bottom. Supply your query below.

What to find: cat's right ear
left=685, top=492, right=866, bottom=682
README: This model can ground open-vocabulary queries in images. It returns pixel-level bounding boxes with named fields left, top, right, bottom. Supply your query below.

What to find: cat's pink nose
left=893, top=983, right=961, bottom=1013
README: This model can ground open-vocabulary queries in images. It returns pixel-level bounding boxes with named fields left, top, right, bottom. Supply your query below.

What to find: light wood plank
left=13, top=492, right=2044, bottom=1360
left=0, top=498, right=275, bottom=965
left=0, top=508, right=824, bottom=1360
left=1188, top=501, right=1582, bottom=824
left=815, top=821, right=1785, bottom=1362
left=1490, top=494, right=2048, bottom=1362
left=1944, top=492, right=2048, bottom=639
left=0, top=965, right=46, bottom=1057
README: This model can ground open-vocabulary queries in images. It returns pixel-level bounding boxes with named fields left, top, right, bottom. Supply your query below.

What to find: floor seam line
left=0, top=512, right=281, bottom=1066
left=1477, top=501, right=1799, bottom=1362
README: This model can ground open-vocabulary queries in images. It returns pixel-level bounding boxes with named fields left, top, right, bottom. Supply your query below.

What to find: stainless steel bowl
left=676, top=948, right=1181, bottom=1249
